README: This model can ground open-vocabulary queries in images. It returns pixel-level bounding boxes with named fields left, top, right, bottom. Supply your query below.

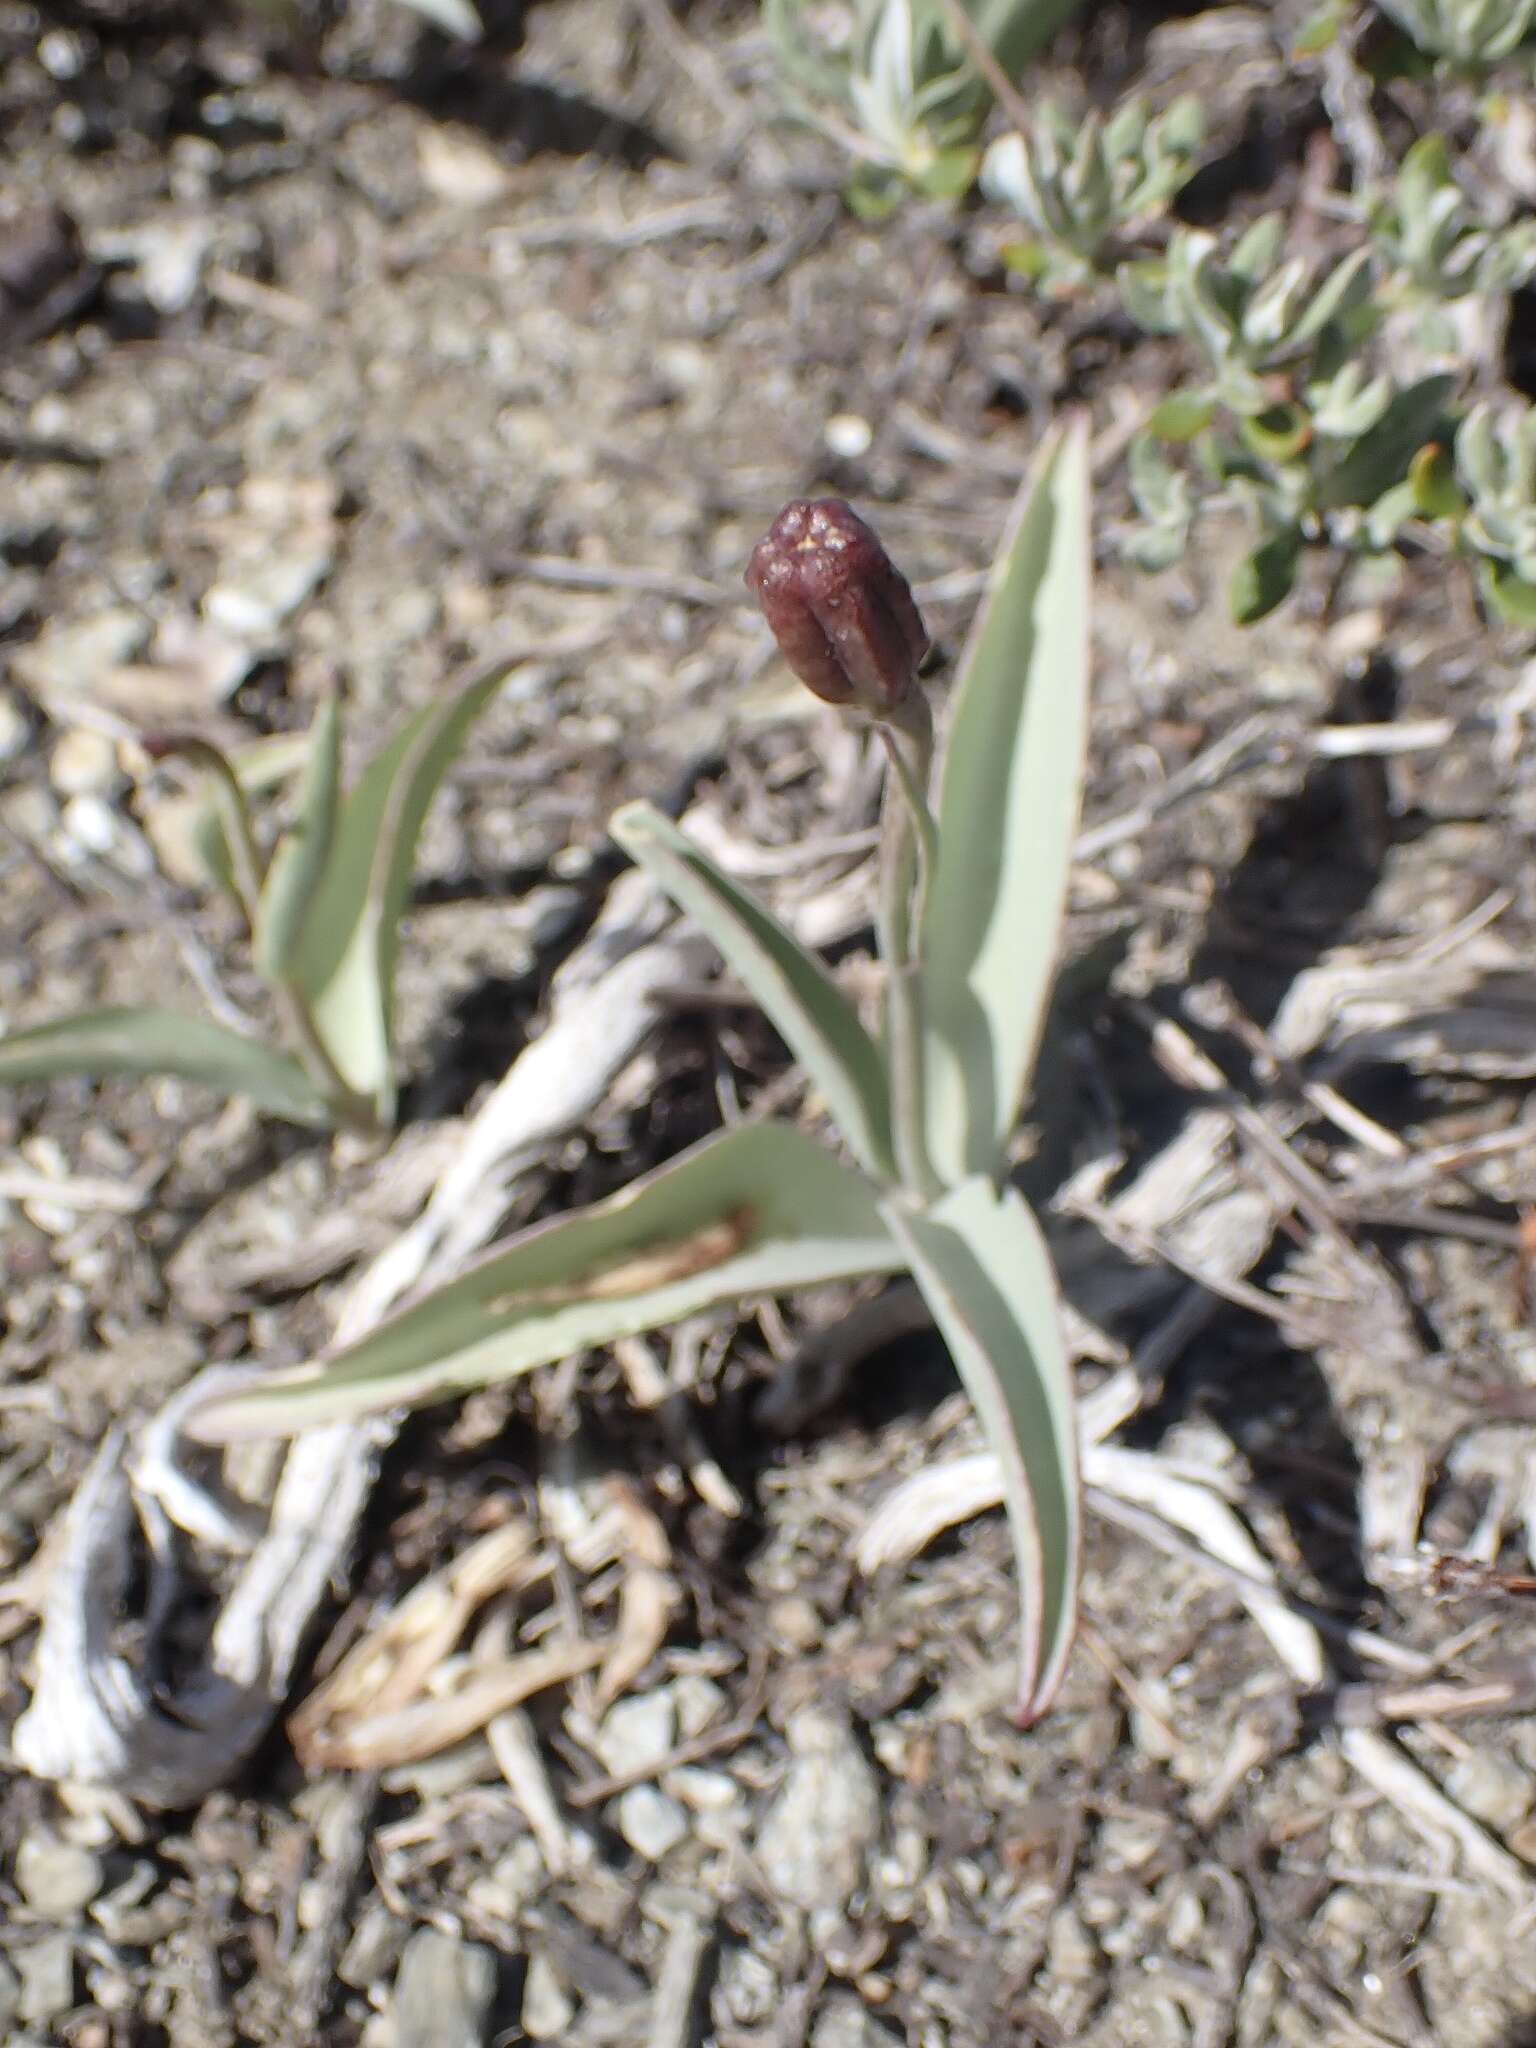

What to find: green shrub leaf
left=1145, top=391, right=1217, bottom=442
left=1230, top=530, right=1301, bottom=622
left=1483, top=561, right=1536, bottom=625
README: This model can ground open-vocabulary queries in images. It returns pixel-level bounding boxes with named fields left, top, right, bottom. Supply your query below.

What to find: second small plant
left=197, top=432, right=1095, bottom=1725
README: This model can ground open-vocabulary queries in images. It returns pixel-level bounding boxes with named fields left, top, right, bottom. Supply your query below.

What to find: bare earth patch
left=6, top=3, right=1536, bottom=2044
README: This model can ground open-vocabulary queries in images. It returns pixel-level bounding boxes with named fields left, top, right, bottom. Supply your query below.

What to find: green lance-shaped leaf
left=1230, top=528, right=1301, bottom=624
left=884, top=1178, right=1079, bottom=1723
left=612, top=801, right=895, bottom=1181
left=187, top=733, right=314, bottom=898
left=1116, top=257, right=1177, bottom=334
left=1313, top=373, right=1459, bottom=512
left=1285, top=245, right=1376, bottom=352
left=1482, top=561, right=1536, bottom=627
left=920, top=416, right=1091, bottom=1184
left=1228, top=212, right=1286, bottom=285
left=1144, top=390, right=1216, bottom=443
left=287, top=657, right=518, bottom=1123
left=253, top=695, right=341, bottom=983
left=1238, top=402, right=1313, bottom=465
left=0, top=1007, right=332, bottom=1125
left=1408, top=441, right=1465, bottom=520
left=189, top=1121, right=904, bottom=1441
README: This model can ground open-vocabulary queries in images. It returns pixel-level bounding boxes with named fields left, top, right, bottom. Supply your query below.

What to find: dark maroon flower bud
left=744, top=498, right=929, bottom=715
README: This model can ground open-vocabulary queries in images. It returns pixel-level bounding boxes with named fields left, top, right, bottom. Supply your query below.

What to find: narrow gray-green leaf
left=187, top=732, right=317, bottom=898
left=920, top=417, right=1092, bottom=1183
left=0, top=1007, right=332, bottom=1125
left=612, top=801, right=894, bottom=1180
left=884, top=1178, right=1078, bottom=1723
left=190, top=1121, right=902, bottom=1441
left=289, top=657, right=517, bottom=1120
left=253, top=695, right=341, bottom=982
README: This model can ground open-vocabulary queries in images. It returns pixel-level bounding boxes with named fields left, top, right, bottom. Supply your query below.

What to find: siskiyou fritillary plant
left=0, top=656, right=534, bottom=1135
left=196, top=427, right=1093, bottom=1724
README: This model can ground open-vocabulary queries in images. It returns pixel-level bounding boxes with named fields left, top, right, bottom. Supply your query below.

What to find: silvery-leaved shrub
left=1369, top=135, right=1536, bottom=304
left=762, top=0, right=1085, bottom=212
left=1118, top=217, right=1463, bottom=620
left=1119, top=214, right=1380, bottom=416
left=981, top=94, right=1204, bottom=294
left=1374, top=0, right=1536, bottom=64
left=1455, top=400, right=1536, bottom=623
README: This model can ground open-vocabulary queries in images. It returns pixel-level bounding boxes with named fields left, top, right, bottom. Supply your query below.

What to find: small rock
left=756, top=1708, right=882, bottom=1916
left=418, top=128, right=513, bottom=206
left=15, top=1933, right=74, bottom=2026
left=135, top=219, right=212, bottom=314
left=521, top=1952, right=575, bottom=2041
left=203, top=548, right=331, bottom=642
left=1098, top=1811, right=1166, bottom=1873
left=93, top=217, right=214, bottom=315
left=143, top=612, right=255, bottom=704
left=464, top=1836, right=546, bottom=1922
left=380, top=583, right=439, bottom=645
left=391, top=1927, right=498, bottom=2048
left=594, top=1690, right=676, bottom=1776
left=766, top=1596, right=822, bottom=1650
left=61, top=792, right=146, bottom=868
left=11, top=609, right=150, bottom=710
left=1046, top=1904, right=1099, bottom=1983
left=718, top=1944, right=777, bottom=2025
left=295, top=1877, right=331, bottom=1932
left=667, top=1766, right=740, bottom=1813
left=616, top=1784, right=689, bottom=1862
left=49, top=727, right=120, bottom=798
left=671, top=1674, right=727, bottom=1738
left=810, top=1993, right=901, bottom=2048
left=0, top=692, right=30, bottom=761
left=340, top=1901, right=409, bottom=1991
left=656, top=340, right=708, bottom=392
left=16, top=1832, right=103, bottom=1919
left=1446, top=1752, right=1533, bottom=1836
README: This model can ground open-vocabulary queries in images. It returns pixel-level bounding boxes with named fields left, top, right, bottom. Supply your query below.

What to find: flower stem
left=876, top=696, right=940, bottom=1201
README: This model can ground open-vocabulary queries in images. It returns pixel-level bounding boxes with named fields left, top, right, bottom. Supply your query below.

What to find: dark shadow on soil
left=400, top=971, right=540, bottom=1123
left=1187, top=656, right=1409, bottom=1027
left=1176, top=98, right=1329, bottom=226
left=399, top=57, right=674, bottom=171
left=1505, top=285, right=1536, bottom=400
left=4, top=0, right=672, bottom=169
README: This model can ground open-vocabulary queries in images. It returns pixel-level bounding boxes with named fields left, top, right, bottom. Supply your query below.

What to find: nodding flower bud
left=745, top=498, right=929, bottom=716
